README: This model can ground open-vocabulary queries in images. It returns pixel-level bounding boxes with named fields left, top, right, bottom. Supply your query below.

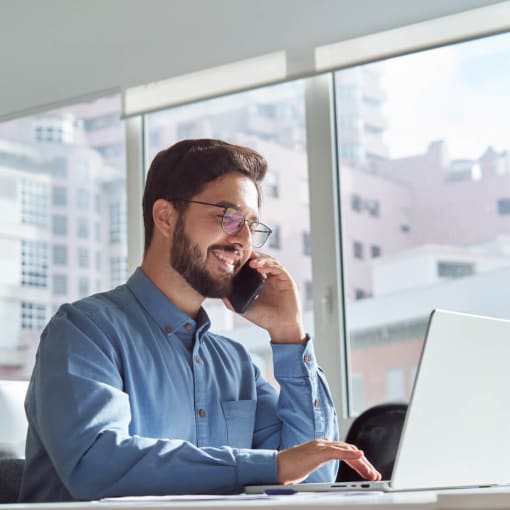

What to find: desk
left=2, top=488, right=509, bottom=510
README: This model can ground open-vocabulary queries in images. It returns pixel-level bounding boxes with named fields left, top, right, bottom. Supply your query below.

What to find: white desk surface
left=3, top=487, right=510, bottom=510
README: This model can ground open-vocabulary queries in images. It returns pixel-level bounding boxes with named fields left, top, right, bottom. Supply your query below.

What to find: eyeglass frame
left=166, top=198, right=272, bottom=248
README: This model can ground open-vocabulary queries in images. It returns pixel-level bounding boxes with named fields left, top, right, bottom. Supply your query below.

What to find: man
left=20, top=139, right=380, bottom=501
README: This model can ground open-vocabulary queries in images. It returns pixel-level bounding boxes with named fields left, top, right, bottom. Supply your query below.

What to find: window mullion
left=304, top=73, right=353, bottom=436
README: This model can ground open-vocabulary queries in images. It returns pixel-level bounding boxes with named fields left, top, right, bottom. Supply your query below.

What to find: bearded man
left=20, top=139, right=380, bottom=502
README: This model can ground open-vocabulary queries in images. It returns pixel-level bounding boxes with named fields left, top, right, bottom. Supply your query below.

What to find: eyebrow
left=215, top=200, right=260, bottom=222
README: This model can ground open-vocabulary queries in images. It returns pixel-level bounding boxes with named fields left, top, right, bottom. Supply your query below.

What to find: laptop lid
left=391, top=309, right=510, bottom=490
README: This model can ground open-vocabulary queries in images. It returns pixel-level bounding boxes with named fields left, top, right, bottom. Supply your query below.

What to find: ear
left=152, top=199, right=176, bottom=240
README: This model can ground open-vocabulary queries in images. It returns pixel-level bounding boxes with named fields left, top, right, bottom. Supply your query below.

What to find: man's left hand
left=225, top=253, right=306, bottom=344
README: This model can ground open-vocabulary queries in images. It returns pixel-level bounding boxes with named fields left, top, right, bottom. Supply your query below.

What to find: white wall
left=0, top=0, right=506, bottom=119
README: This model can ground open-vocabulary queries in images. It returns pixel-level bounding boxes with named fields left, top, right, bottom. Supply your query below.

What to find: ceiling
left=0, top=0, right=505, bottom=119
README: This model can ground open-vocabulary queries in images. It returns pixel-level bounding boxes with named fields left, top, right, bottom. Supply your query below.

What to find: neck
left=141, top=249, right=204, bottom=319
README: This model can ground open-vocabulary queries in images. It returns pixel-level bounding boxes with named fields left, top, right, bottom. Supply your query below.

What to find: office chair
left=336, top=402, right=408, bottom=482
left=0, top=457, right=24, bottom=503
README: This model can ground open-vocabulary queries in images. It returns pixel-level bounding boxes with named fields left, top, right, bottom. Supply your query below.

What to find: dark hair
left=142, top=139, right=267, bottom=252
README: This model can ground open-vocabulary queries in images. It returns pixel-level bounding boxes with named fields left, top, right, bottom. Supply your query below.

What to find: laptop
left=246, top=309, right=510, bottom=494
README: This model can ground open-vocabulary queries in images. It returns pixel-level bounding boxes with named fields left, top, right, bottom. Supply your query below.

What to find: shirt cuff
left=272, top=337, right=318, bottom=378
left=235, top=449, right=278, bottom=488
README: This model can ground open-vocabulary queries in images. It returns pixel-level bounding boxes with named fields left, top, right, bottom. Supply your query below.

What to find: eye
left=222, top=211, right=245, bottom=234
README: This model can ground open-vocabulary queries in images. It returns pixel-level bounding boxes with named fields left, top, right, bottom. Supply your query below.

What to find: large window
left=335, top=31, right=510, bottom=414
left=144, top=81, right=312, bottom=381
left=0, top=95, right=127, bottom=379
left=3, top=8, right=508, bottom=434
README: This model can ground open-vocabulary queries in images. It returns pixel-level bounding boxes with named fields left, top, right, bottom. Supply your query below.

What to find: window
left=53, top=275, right=68, bottom=295
left=365, top=199, right=380, bottom=218
left=437, top=261, right=474, bottom=279
left=52, top=215, right=67, bottom=236
left=77, top=189, right=90, bottom=210
left=109, top=201, right=126, bottom=243
left=305, top=280, right=313, bottom=306
left=21, top=240, right=48, bottom=288
left=52, top=158, right=67, bottom=178
left=354, top=288, right=367, bottom=300
left=303, top=231, right=311, bottom=256
left=78, top=247, right=89, bottom=268
left=78, top=277, right=89, bottom=298
left=497, top=198, right=510, bottom=215
left=0, top=94, right=127, bottom=379
left=110, top=256, right=128, bottom=287
left=21, top=302, right=46, bottom=331
left=21, top=180, right=49, bottom=228
left=264, top=171, right=279, bottom=198
left=351, top=194, right=362, bottom=212
left=52, top=245, right=68, bottom=266
left=268, top=224, right=281, bottom=250
left=336, top=31, right=510, bottom=415
left=371, top=245, right=381, bottom=258
left=77, top=217, right=89, bottom=239
left=52, top=186, right=67, bottom=206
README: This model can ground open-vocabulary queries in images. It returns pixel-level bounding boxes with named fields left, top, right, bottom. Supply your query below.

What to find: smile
left=210, top=248, right=240, bottom=273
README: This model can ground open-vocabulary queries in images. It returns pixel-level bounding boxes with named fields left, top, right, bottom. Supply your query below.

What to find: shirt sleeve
left=27, top=304, right=278, bottom=499
left=251, top=338, right=340, bottom=482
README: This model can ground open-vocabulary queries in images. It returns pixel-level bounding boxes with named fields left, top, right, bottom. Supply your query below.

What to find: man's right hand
left=277, top=439, right=382, bottom=485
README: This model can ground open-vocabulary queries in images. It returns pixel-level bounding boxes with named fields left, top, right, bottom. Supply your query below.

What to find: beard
left=169, top=214, right=236, bottom=298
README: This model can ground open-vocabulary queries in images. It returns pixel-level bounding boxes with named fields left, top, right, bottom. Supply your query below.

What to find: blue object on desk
left=264, top=488, right=297, bottom=495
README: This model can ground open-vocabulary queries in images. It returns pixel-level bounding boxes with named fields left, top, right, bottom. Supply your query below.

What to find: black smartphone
left=228, top=261, right=265, bottom=313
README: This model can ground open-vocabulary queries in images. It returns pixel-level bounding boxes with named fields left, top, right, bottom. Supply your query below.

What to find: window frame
left=122, top=11, right=510, bottom=436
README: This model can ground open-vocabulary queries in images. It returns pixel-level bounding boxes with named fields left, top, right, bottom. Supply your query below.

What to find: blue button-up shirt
left=20, top=268, right=338, bottom=501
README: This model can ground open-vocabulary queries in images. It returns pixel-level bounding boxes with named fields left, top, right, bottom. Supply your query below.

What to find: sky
left=378, top=31, right=510, bottom=160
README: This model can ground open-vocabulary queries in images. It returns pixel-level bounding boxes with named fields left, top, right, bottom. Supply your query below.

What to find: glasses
left=169, top=198, right=272, bottom=248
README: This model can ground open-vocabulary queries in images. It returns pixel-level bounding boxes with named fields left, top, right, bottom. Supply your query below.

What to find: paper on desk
left=100, top=491, right=384, bottom=503
left=100, top=494, right=270, bottom=503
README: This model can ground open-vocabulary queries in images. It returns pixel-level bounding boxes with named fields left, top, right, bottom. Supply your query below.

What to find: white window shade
left=122, top=51, right=288, bottom=118
left=315, top=2, right=510, bottom=72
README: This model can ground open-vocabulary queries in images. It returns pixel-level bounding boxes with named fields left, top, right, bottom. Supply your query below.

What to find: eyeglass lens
left=222, top=208, right=270, bottom=248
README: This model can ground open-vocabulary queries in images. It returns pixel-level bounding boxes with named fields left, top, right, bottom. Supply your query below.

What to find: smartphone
left=228, top=261, right=265, bottom=313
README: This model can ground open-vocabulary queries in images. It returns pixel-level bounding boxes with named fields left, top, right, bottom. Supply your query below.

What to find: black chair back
left=0, top=458, right=24, bottom=503
left=337, top=402, right=408, bottom=482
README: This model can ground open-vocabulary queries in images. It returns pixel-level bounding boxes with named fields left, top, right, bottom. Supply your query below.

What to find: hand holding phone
left=227, top=261, right=265, bottom=313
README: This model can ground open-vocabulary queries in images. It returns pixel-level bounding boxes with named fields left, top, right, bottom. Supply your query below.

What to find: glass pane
left=0, top=96, right=127, bottom=379
left=335, top=32, right=510, bottom=414
left=144, top=81, right=312, bottom=383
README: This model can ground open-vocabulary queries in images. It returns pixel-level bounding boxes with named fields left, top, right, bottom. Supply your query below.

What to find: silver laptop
left=246, top=309, right=510, bottom=494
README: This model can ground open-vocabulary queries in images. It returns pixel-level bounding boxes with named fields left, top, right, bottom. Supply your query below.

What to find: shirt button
left=194, top=355, right=201, bottom=364
left=164, top=326, right=172, bottom=334
left=314, top=400, right=321, bottom=408
left=198, top=409, right=206, bottom=417
left=303, top=354, right=312, bottom=362
left=185, top=323, right=193, bottom=331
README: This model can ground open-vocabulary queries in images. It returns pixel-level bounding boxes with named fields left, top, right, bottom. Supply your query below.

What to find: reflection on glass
left=0, top=96, right=127, bottom=379
left=145, top=81, right=313, bottom=383
left=336, top=32, right=510, bottom=414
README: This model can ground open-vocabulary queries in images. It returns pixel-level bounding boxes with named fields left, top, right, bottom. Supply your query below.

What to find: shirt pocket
left=221, top=399, right=257, bottom=448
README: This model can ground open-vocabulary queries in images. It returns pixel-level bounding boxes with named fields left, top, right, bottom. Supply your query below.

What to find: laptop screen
left=391, top=309, right=510, bottom=490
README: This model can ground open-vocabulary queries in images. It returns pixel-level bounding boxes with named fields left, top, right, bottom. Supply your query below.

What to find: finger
left=345, top=457, right=382, bottom=481
left=251, top=258, right=286, bottom=277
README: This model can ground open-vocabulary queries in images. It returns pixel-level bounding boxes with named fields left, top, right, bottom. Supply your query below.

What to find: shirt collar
left=126, top=267, right=211, bottom=337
